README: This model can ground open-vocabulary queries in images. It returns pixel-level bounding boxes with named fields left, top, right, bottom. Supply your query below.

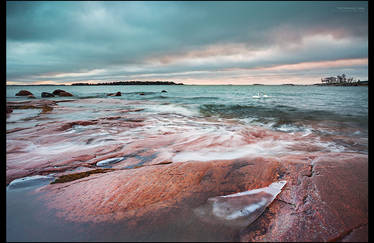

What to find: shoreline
left=6, top=90, right=368, bottom=241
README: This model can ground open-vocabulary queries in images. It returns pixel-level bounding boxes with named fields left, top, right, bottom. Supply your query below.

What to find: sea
left=6, top=84, right=368, bottom=241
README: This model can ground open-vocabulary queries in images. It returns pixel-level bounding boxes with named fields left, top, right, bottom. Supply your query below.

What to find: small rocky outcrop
left=58, top=91, right=73, bottom=97
left=27, top=95, right=36, bottom=99
left=52, top=89, right=73, bottom=96
left=107, top=92, right=121, bottom=96
left=41, top=92, right=55, bottom=98
left=16, top=90, right=33, bottom=96
left=161, top=90, right=167, bottom=93
left=6, top=106, right=13, bottom=113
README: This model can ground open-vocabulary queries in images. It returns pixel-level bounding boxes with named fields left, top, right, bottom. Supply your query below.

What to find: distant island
left=71, top=81, right=183, bottom=86
left=314, top=74, right=368, bottom=86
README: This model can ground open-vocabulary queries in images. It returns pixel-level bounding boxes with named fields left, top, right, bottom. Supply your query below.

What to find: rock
left=6, top=106, right=13, bottom=113
left=27, top=95, right=36, bottom=99
left=41, top=92, right=55, bottom=98
left=58, top=91, right=73, bottom=97
left=239, top=153, right=368, bottom=242
left=161, top=90, right=167, bottom=93
left=52, top=89, right=73, bottom=96
left=52, top=89, right=66, bottom=95
left=15, top=90, right=33, bottom=96
left=107, top=92, right=121, bottom=96
left=40, top=158, right=283, bottom=224
left=139, top=93, right=145, bottom=95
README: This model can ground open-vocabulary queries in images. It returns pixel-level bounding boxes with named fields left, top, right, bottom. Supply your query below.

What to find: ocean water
left=6, top=85, right=368, bottom=141
left=6, top=84, right=368, bottom=241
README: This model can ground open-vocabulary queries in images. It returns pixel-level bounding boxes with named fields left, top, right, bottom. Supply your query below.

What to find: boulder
left=15, top=90, right=33, bottom=96
left=52, top=89, right=73, bottom=96
left=107, top=92, right=121, bottom=96
left=27, top=95, right=36, bottom=99
left=52, top=89, right=65, bottom=95
left=58, top=91, right=73, bottom=97
left=41, top=92, right=55, bottom=98
left=161, top=90, right=167, bottom=93
left=139, top=92, right=145, bottom=95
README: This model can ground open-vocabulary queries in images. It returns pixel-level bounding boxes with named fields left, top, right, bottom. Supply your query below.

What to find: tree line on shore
left=71, top=81, right=183, bottom=85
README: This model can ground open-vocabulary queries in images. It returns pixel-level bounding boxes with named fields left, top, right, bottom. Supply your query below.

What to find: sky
left=6, top=1, right=368, bottom=85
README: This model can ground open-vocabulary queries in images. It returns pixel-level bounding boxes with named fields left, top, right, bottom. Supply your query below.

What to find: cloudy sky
left=6, top=1, right=368, bottom=85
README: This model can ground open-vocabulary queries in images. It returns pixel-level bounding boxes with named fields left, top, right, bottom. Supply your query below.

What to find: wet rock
left=27, top=95, right=36, bottom=99
left=6, top=106, right=13, bottom=113
left=139, top=92, right=145, bottom=95
left=108, top=92, right=122, bottom=96
left=52, top=89, right=73, bottom=96
left=41, top=92, right=55, bottom=98
left=52, top=89, right=66, bottom=95
left=41, top=105, right=53, bottom=113
left=16, top=90, right=33, bottom=96
left=58, top=120, right=98, bottom=131
left=58, top=91, right=73, bottom=97
left=52, top=169, right=113, bottom=184
left=161, top=90, right=167, bottom=93
left=240, top=153, right=368, bottom=242
left=40, top=158, right=283, bottom=224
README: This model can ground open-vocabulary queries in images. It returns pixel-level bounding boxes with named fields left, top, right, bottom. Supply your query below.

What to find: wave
left=199, top=104, right=367, bottom=131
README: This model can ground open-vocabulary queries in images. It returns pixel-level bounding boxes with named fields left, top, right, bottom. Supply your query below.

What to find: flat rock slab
left=38, top=152, right=367, bottom=241
left=239, top=152, right=368, bottom=242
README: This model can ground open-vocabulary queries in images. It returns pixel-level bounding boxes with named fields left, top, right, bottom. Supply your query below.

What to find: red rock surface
left=36, top=152, right=367, bottom=242
left=6, top=98, right=368, bottom=241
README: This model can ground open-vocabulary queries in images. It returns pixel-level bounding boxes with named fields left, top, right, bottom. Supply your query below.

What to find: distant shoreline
left=313, top=81, right=368, bottom=86
left=71, top=81, right=184, bottom=86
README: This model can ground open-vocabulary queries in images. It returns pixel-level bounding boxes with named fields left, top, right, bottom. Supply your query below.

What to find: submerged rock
left=6, top=106, right=13, bottom=113
left=7, top=175, right=55, bottom=190
left=41, top=92, right=55, bottom=98
left=107, top=92, right=121, bottom=96
left=194, top=181, right=287, bottom=227
left=16, top=90, right=33, bottom=96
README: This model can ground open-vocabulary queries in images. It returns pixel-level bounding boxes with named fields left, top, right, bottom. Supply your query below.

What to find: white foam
left=143, top=103, right=199, bottom=117
left=172, top=140, right=294, bottom=162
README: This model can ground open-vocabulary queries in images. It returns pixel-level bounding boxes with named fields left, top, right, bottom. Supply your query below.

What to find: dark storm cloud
left=6, top=1, right=368, bottom=84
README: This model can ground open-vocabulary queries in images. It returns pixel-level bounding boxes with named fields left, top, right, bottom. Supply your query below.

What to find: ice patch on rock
left=194, top=181, right=286, bottom=227
left=96, top=157, right=125, bottom=167
left=7, top=175, right=55, bottom=191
